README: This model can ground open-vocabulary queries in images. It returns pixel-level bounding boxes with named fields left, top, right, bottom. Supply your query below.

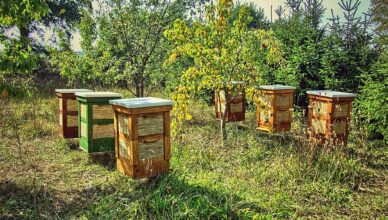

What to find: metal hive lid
left=259, top=85, right=296, bottom=90
left=306, top=90, right=356, bottom=98
left=75, top=92, right=123, bottom=98
left=109, top=97, right=173, bottom=108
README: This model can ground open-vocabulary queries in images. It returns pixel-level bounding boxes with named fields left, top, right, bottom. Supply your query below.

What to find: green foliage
left=0, top=0, right=48, bottom=76
left=354, top=52, right=388, bottom=141
left=271, top=13, right=325, bottom=105
left=352, top=0, right=388, bottom=141
left=271, top=0, right=376, bottom=107
left=51, top=0, right=194, bottom=96
left=230, top=2, right=269, bottom=29
left=371, top=0, right=388, bottom=45
left=0, top=0, right=48, bottom=28
left=165, top=0, right=283, bottom=137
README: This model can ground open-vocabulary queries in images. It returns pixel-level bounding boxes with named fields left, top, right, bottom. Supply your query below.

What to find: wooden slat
left=66, top=98, right=78, bottom=111
left=138, top=113, right=164, bottom=136
left=92, top=124, right=114, bottom=138
left=114, top=111, right=119, bottom=158
left=93, top=104, right=114, bottom=119
left=164, top=111, right=170, bottom=160
left=131, top=115, right=138, bottom=164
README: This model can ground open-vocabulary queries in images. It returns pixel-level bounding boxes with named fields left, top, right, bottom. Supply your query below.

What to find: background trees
left=51, top=0, right=199, bottom=96
left=353, top=0, right=388, bottom=141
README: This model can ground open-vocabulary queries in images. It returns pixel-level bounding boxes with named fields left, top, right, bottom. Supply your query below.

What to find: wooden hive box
left=257, top=85, right=295, bottom=132
left=307, top=90, right=356, bottom=146
left=75, top=92, right=123, bottom=153
left=55, top=89, right=92, bottom=138
left=110, top=97, right=173, bottom=179
left=215, top=82, right=245, bottom=122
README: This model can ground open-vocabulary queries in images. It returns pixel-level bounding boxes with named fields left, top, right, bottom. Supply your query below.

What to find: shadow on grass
left=87, top=152, right=116, bottom=171
left=65, top=139, right=79, bottom=150
left=0, top=174, right=272, bottom=219
left=0, top=180, right=66, bottom=219
left=62, top=172, right=272, bottom=219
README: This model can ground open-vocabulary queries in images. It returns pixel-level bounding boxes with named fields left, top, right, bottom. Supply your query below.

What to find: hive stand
left=257, top=85, right=295, bottom=132
left=307, top=90, right=356, bottom=146
left=55, top=89, right=92, bottom=138
left=110, top=97, right=173, bottom=179
left=215, top=82, right=246, bottom=122
left=76, top=92, right=122, bottom=153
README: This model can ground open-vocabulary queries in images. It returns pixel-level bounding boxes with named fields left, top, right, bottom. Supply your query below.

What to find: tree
left=230, top=2, right=269, bottom=29
left=72, top=0, right=195, bottom=97
left=271, top=5, right=326, bottom=107
left=0, top=0, right=48, bottom=76
left=371, top=0, right=388, bottom=45
left=164, top=0, right=283, bottom=143
left=322, top=0, right=376, bottom=91
left=353, top=0, right=388, bottom=141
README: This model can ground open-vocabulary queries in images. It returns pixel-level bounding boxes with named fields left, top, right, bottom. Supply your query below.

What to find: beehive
left=215, top=83, right=245, bottom=122
left=307, top=90, right=356, bottom=145
left=76, top=92, right=122, bottom=153
left=110, top=97, right=173, bottom=179
left=55, top=89, right=92, bottom=138
left=257, top=85, right=295, bottom=132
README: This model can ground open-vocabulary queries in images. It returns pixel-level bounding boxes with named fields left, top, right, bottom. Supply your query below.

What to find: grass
left=0, top=91, right=387, bottom=219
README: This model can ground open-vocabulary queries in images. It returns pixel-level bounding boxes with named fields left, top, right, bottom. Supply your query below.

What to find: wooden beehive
left=110, top=97, right=173, bottom=179
left=55, top=89, right=92, bottom=138
left=307, top=90, right=356, bottom=145
left=76, top=92, right=122, bottom=153
left=215, top=87, right=245, bottom=122
left=257, top=85, right=295, bottom=132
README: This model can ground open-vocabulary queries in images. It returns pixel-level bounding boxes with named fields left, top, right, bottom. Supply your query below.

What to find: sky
left=69, top=0, right=371, bottom=51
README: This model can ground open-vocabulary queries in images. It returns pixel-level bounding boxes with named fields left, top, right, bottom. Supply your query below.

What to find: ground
left=0, top=91, right=387, bottom=219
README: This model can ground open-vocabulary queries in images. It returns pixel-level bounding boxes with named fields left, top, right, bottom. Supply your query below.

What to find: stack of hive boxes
left=110, top=97, right=173, bottom=179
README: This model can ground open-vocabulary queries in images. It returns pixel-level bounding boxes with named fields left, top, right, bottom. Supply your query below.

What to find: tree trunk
left=140, top=79, right=144, bottom=97
left=220, top=91, right=229, bottom=145
left=220, top=113, right=227, bottom=145
left=18, top=25, right=30, bottom=49
left=135, top=80, right=141, bottom=97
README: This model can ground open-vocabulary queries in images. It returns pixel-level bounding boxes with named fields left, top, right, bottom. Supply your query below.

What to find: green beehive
left=75, top=92, right=123, bottom=153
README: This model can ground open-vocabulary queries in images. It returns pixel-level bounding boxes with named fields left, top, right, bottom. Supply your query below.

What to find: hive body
left=76, top=92, right=122, bottom=153
left=110, top=97, right=173, bottom=179
left=307, top=90, right=356, bottom=145
left=55, top=89, right=92, bottom=138
left=215, top=89, right=245, bottom=122
left=257, top=85, right=295, bottom=132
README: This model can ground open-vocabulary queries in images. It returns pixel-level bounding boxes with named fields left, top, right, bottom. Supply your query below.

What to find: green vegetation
left=1, top=93, right=387, bottom=219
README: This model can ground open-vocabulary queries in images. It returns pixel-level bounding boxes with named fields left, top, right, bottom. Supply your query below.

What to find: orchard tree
left=84, top=0, right=197, bottom=97
left=0, top=0, right=48, bottom=76
left=164, top=0, right=283, bottom=143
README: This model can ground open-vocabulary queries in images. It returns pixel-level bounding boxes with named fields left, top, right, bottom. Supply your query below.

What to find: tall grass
left=0, top=93, right=387, bottom=219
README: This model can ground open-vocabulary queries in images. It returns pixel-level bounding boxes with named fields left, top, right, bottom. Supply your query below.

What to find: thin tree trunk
left=140, top=79, right=144, bottom=97
left=135, top=78, right=141, bottom=97
left=220, top=89, right=228, bottom=145
left=18, top=26, right=30, bottom=49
